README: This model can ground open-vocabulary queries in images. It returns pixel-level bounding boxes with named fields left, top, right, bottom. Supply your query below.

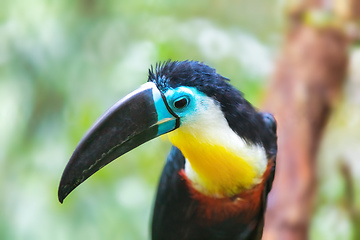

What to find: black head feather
left=148, top=60, right=276, bottom=157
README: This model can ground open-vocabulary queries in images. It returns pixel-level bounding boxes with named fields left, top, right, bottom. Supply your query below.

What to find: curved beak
left=58, top=82, right=179, bottom=203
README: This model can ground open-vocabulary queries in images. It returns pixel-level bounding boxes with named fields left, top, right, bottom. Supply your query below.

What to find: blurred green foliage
left=2, top=0, right=358, bottom=240
left=0, top=1, right=280, bottom=239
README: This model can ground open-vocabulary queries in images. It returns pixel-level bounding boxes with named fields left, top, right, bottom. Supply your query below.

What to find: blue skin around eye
left=153, top=86, right=209, bottom=136
left=164, top=86, right=208, bottom=122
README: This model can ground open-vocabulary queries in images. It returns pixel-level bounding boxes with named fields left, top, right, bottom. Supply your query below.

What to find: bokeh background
left=1, top=0, right=359, bottom=239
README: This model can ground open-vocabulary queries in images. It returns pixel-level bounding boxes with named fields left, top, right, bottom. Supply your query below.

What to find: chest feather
left=168, top=126, right=267, bottom=197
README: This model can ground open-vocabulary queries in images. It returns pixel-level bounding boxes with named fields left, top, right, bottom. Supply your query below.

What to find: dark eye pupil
left=174, top=98, right=188, bottom=109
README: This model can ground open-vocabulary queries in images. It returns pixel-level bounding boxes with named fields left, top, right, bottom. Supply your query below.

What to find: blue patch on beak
left=151, top=84, right=180, bottom=136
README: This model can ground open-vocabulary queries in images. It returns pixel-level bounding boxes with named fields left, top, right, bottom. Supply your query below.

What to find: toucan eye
left=173, top=97, right=189, bottom=109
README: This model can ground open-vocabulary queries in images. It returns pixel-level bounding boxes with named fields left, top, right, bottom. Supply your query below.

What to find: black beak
left=58, top=82, right=179, bottom=203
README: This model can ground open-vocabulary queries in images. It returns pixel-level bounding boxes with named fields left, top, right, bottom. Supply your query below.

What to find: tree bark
left=261, top=23, right=348, bottom=240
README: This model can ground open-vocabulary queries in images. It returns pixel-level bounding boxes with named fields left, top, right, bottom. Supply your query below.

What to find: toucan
left=58, top=60, right=277, bottom=240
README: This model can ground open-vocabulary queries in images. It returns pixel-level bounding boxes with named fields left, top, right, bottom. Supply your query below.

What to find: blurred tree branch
left=260, top=0, right=360, bottom=239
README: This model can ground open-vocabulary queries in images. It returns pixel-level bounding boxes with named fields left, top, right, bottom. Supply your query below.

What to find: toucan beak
left=58, top=82, right=179, bottom=203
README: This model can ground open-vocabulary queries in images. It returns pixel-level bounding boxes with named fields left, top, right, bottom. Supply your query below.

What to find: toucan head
left=58, top=61, right=276, bottom=202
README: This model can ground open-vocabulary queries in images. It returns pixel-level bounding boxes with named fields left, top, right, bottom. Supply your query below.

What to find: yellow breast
left=167, top=127, right=265, bottom=197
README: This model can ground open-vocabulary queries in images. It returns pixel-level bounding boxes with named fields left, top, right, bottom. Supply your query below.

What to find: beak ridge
left=58, top=82, right=178, bottom=203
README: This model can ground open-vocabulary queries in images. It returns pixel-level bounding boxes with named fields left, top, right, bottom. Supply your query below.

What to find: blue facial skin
left=151, top=87, right=178, bottom=136
left=152, top=86, right=209, bottom=136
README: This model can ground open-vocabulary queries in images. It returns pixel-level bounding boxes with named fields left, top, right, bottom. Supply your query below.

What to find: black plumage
left=149, top=61, right=277, bottom=240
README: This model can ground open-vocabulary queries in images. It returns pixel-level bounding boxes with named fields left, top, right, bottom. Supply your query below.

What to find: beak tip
left=58, top=184, right=70, bottom=204
left=58, top=195, right=64, bottom=204
left=58, top=193, right=65, bottom=204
